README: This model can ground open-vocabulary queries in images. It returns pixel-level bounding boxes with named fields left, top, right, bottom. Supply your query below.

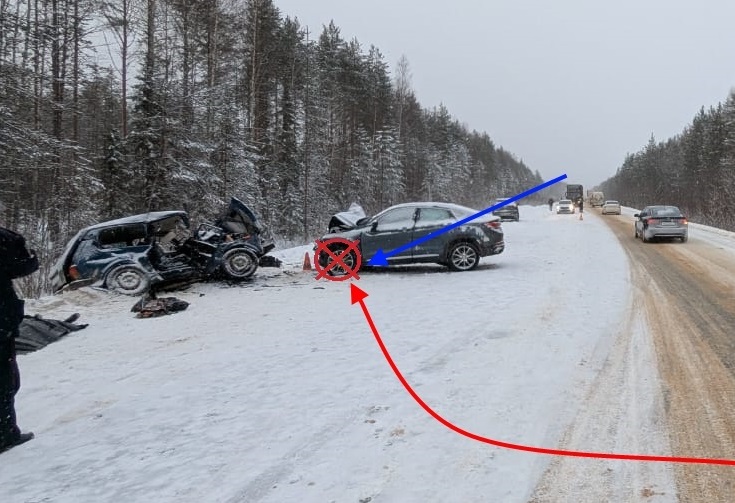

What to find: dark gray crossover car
left=492, top=198, right=519, bottom=221
left=50, top=198, right=277, bottom=295
left=317, top=202, right=505, bottom=275
left=634, top=205, right=688, bottom=242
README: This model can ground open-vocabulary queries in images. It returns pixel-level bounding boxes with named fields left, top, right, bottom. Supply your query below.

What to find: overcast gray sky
left=274, top=0, right=735, bottom=189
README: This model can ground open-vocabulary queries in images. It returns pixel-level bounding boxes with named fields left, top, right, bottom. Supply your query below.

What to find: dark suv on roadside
left=317, top=202, right=505, bottom=276
left=492, top=198, right=520, bottom=221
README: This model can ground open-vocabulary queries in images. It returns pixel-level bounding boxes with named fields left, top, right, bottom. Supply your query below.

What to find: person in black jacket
left=0, top=222, right=39, bottom=453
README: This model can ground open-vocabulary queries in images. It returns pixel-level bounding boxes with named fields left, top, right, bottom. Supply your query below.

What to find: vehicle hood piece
left=216, top=197, right=275, bottom=253
left=328, top=203, right=367, bottom=231
left=218, top=198, right=261, bottom=234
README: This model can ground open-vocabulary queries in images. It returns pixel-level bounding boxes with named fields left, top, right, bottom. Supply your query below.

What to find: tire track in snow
left=527, top=289, right=676, bottom=502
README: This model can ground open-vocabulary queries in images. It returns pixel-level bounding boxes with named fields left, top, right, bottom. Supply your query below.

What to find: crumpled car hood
left=327, top=203, right=367, bottom=231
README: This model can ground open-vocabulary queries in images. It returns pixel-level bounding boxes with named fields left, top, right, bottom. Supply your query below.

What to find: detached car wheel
left=447, top=242, right=480, bottom=271
left=106, top=265, right=151, bottom=295
left=221, top=248, right=258, bottom=280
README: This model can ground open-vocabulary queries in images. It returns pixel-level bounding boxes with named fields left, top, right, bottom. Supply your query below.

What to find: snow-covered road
left=1, top=205, right=679, bottom=502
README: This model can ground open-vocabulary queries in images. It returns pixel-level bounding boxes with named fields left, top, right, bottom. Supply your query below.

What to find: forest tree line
left=600, top=90, right=735, bottom=230
left=0, top=0, right=543, bottom=296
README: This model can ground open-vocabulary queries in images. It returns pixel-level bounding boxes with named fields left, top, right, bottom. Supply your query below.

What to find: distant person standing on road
left=548, top=198, right=554, bottom=211
left=0, top=208, right=38, bottom=453
left=578, top=198, right=584, bottom=220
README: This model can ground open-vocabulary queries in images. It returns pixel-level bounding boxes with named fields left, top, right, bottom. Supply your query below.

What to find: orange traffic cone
left=303, top=251, right=312, bottom=271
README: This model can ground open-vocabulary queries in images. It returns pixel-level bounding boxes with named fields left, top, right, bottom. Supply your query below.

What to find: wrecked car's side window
left=97, top=224, right=148, bottom=249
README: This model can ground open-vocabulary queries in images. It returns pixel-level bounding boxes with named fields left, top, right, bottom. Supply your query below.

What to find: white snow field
left=0, top=204, right=684, bottom=502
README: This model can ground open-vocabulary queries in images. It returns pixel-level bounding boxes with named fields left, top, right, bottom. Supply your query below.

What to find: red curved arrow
left=350, top=283, right=735, bottom=465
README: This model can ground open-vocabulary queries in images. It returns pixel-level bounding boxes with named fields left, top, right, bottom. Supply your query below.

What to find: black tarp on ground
left=16, top=314, right=88, bottom=354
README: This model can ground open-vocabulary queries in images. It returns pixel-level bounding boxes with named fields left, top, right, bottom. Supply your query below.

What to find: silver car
left=634, top=205, right=688, bottom=243
left=601, top=200, right=622, bottom=215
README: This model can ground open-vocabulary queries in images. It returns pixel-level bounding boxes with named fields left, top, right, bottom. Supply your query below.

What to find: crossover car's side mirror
left=370, top=221, right=379, bottom=232
left=633, top=214, right=639, bottom=218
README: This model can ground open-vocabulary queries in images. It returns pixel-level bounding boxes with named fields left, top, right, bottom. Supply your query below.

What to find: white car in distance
left=601, top=200, right=622, bottom=215
left=556, top=199, right=575, bottom=214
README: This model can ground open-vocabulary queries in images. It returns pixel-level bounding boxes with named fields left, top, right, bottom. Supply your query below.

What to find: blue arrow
left=367, top=174, right=568, bottom=266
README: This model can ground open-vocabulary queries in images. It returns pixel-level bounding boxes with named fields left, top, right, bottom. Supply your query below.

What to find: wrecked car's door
left=74, top=224, right=150, bottom=280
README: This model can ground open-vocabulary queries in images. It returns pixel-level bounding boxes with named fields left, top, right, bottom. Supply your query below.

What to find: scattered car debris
left=16, top=314, right=88, bottom=354
left=131, top=296, right=190, bottom=318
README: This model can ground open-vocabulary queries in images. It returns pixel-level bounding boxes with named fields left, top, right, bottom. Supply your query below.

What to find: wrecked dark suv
left=49, top=198, right=277, bottom=295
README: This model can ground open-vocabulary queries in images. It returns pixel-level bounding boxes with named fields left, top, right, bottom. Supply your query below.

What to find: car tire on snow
left=106, top=265, right=151, bottom=295
left=447, top=242, right=480, bottom=272
left=221, top=248, right=258, bottom=280
left=318, top=245, right=358, bottom=277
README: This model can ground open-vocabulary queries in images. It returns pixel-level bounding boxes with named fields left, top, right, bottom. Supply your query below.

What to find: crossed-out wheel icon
left=314, top=238, right=362, bottom=281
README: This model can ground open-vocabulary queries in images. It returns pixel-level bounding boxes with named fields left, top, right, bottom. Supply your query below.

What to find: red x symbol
left=314, top=238, right=362, bottom=281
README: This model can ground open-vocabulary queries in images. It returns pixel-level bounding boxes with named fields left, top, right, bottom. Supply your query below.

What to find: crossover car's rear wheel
left=447, top=242, right=480, bottom=271
left=221, top=248, right=258, bottom=280
left=318, top=245, right=358, bottom=277
left=106, top=265, right=151, bottom=295
left=681, top=234, right=688, bottom=243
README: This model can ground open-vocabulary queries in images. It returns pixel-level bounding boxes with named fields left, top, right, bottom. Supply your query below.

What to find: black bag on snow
left=0, top=227, right=39, bottom=279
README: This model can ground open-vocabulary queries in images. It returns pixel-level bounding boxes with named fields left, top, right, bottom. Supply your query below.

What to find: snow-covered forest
left=600, top=91, right=735, bottom=231
left=0, top=0, right=543, bottom=295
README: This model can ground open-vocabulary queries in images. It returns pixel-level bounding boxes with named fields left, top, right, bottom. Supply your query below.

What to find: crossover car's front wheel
left=106, top=265, right=151, bottom=295
left=221, top=248, right=258, bottom=280
left=318, top=245, right=358, bottom=277
left=447, top=242, right=480, bottom=271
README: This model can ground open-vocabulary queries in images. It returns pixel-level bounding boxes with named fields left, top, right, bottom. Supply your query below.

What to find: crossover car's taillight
left=68, top=265, right=81, bottom=280
left=682, top=218, right=688, bottom=225
left=484, top=221, right=502, bottom=229
left=648, top=218, right=659, bottom=225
